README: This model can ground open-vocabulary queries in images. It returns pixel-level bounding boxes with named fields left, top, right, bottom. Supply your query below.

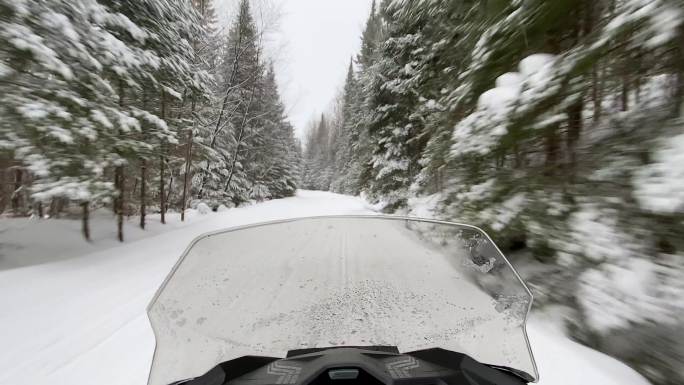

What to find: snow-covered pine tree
left=358, top=0, right=382, bottom=71
left=197, top=0, right=262, bottom=206
left=302, top=114, right=335, bottom=191
left=179, top=0, right=217, bottom=221
left=329, top=61, right=358, bottom=195
left=406, top=0, right=488, bottom=194
left=259, top=66, right=299, bottom=199
left=344, top=2, right=385, bottom=196
left=317, top=115, right=334, bottom=190
left=103, top=0, right=210, bottom=234
left=370, top=1, right=684, bottom=383
left=1, top=0, right=166, bottom=239
left=311, top=2, right=684, bottom=382
left=1, top=0, right=215, bottom=238
left=364, top=0, right=428, bottom=210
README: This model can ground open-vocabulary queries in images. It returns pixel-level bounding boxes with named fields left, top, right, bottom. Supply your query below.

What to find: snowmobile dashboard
left=171, top=346, right=530, bottom=385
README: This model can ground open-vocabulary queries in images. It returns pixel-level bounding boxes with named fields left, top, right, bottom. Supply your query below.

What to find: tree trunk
left=116, top=79, right=125, bottom=242
left=160, top=90, right=167, bottom=225
left=544, top=128, right=561, bottom=176
left=177, top=89, right=187, bottom=120
left=12, top=168, right=22, bottom=216
left=160, top=154, right=166, bottom=224
left=140, top=87, right=149, bottom=229
left=634, top=54, right=642, bottom=105
left=672, top=25, right=684, bottom=117
left=676, top=65, right=684, bottom=118
left=129, top=178, right=138, bottom=219
left=0, top=164, right=6, bottom=214
left=585, top=0, right=601, bottom=122
left=81, top=201, right=91, bottom=242
left=592, top=65, right=602, bottom=122
left=181, top=134, right=193, bottom=222
left=115, top=165, right=124, bottom=242
left=621, top=73, right=629, bottom=112
left=181, top=97, right=196, bottom=222
left=50, top=198, right=64, bottom=218
left=37, top=202, right=43, bottom=219
left=165, top=174, right=173, bottom=210
left=566, top=100, right=583, bottom=174
left=140, top=159, right=147, bottom=229
left=513, top=144, right=522, bottom=169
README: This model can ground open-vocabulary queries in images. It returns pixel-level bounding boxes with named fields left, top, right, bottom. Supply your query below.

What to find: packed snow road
left=0, top=191, right=649, bottom=385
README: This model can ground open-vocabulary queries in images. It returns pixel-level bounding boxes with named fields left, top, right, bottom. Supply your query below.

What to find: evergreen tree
left=302, top=115, right=332, bottom=191
left=0, top=0, right=170, bottom=239
left=303, top=1, right=684, bottom=384
left=358, top=0, right=382, bottom=69
left=348, top=2, right=385, bottom=195
left=0, top=0, right=297, bottom=237
left=364, top=1, right=429, bottom=209
left=329, top=60, right=364, bottom=194
left=197, top=0, right=261, bottom=205
left=259, top=67, right=299, bottom=199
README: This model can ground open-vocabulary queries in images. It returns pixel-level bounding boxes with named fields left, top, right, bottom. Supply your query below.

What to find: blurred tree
left=0, top=0, right=298, bottom=238
left=304, top=1, right=684, bottom=382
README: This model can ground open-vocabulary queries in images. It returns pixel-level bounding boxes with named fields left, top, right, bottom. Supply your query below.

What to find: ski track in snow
left=0, top=191, right=650, bottom=385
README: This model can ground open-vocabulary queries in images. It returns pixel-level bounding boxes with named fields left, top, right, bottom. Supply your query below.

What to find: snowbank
left=0, top=210, right=208, bottom=270
left=528, top=315, right=651, bottom=385
left=216, top=204, right=230, bottom=212
left=196, top=202, right=211, bottom=215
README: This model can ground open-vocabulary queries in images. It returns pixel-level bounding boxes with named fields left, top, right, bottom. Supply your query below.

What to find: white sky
left=216, top=0, right=374, bottom=138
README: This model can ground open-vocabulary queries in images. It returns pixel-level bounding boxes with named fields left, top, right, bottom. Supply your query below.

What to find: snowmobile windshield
left=147, top=216, right=538, bottom=385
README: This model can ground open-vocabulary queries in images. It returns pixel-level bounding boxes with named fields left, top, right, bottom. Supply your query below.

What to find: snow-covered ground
left=0, top=207, right=211, bottom=270
left=0, top=191, right=649, bottom=385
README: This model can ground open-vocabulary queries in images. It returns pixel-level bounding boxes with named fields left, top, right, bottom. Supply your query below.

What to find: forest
left=0, top=0, right=301, bottom=241
left=302, top=1, right=684, bottom=384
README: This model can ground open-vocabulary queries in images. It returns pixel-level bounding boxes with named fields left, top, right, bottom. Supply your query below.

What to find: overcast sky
left=217, top=0, right=374, bottom=138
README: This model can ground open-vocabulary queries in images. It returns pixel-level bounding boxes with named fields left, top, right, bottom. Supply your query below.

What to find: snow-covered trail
left=0, top=191, right=371, bottom=385
left=0, top=191, right=649, bottom=385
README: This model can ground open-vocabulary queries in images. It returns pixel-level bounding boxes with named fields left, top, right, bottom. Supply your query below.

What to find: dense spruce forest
left=0, top=0, right=301, bottom=240
left=302, top=1, right=684, bottom=384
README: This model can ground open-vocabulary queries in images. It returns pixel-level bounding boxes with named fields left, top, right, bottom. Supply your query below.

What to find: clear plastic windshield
left=147, top=216, right=538, bottom=385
